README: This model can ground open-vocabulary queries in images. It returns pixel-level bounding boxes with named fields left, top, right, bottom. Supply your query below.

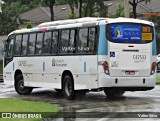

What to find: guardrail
left=0, top=74, right=3, bottom=82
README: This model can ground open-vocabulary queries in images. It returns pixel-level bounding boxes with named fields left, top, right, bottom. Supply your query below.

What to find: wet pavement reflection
left=0, top=83, right=160, bottom=121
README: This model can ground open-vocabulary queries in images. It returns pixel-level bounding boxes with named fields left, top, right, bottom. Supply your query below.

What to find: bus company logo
left=2, top=113, right=11, bottom=118
left=52, top=58, right=67, bottom=67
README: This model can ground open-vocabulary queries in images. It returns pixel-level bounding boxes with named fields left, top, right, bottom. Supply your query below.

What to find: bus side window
left=35, top=33, right=43, bottom=55
left=51, top=31, right=58, bottom=54
left=68, top=29, right=76, bottom=54
left=14, top=35, right=22, bottom=56
left=60, top=29, right=69, bottom=54
left=7, top=38, right=14, bottom=58
left=21, top=34, right=28, bottom=56
left=78, top=28, right=88, bottom=54
left=43, top=31, right=52, bottom=54
left=88, top=28, right=96, bottom=53
left=28, top=33, right=36, bottom=55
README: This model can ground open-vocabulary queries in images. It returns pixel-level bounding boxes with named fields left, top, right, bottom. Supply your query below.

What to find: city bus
left=3, top=17, right=157, bottom=100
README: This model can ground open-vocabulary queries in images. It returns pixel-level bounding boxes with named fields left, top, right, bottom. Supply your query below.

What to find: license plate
left=125, top=71, right=135, bottom=75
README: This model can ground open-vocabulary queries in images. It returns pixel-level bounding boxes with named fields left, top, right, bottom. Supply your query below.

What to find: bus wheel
left=104, top=89, right=125, bottom=98
left=15, top=74, right=33, bottom=95
left=63, top=75, right=76, bottom=100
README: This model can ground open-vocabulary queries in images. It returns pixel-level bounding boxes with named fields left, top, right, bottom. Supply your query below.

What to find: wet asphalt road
left=1, top=82, right=160, bottom=121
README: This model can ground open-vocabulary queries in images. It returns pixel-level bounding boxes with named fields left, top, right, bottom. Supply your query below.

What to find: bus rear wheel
left=15, top=74, right=33, bottom=95
left=104, top=88, right=125, bottom=98
left=63, top=75, right=76, bottom=100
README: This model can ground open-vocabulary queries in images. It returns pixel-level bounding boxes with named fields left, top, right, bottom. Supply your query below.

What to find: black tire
left=15, top=74, right=33, bottom=95
left=104, top=89, right=125, bottom=98
left=54, top=89, right=62, bottom=92
left=63, top=75, right=76, bottom=100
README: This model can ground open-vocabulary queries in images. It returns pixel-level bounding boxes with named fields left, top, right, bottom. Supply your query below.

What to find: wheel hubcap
left=18, top=79, right=25, bottom=90
left=65, top=80, right=72, bottom=96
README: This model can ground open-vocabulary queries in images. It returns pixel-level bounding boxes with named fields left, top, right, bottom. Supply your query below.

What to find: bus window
left=28, top=33, right=36, bottom=55
left=43, top=31, right=52, bottom=54
left=60, top=30, right=69, bottom=54
left=68, top=30, right=76, bottom=54
left=35, top=33, right=43, bottom=55
left=14, top=35, right=22, bottom=56
left=106, top=23, right=154, bottom=44
left=21, top=34, right=28, bottom=56
left=78, top=28, right=88, bottom=53
left=6, top=38, right=14, bottom=58
left=88, top=28, right=96, bottom=53
left=51, top=31, right=58, bottom=54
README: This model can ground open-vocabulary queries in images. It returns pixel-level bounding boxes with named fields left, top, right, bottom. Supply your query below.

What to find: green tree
left=44, top=0, right=55, bottom=21
left=79, top=0, right=110, bottom=17
left=67, top=0, right=78, bottom=14
left=0, top=13, right=17, bottom=35
left=55, top=0, right=67, bottom=5
left=27, top=22, right=33, bottom=29
left=110, top=4, right=124, bottom=18
left=79, top=0, right=82, bottom=18
left=129, top=0, right=151, bottom=18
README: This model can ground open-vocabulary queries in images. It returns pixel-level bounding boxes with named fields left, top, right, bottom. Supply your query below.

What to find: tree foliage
left=129, top=0, right=151, bottom=18
left=110, top=4, right=124, bottom=18
left=44, top=0, right=55, bottom=21
left=0, top=13, right=17, bottom=35
left=150, top=15, right=160, bottom=36
left=0, top=0, right=44, bottom=35
left=27, top=22, right=33, bottom=29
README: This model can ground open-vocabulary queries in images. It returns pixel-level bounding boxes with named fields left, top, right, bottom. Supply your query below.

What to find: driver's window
left=6, top=38, right=14, bottom=58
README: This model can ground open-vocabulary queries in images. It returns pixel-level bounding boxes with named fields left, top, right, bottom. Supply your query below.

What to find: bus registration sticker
left=142, top=33, right=152, bottom=41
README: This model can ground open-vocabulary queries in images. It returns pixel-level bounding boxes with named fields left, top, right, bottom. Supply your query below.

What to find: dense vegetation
left=0, top=0, right=68, bottom=35
left=0, top=0, right=157, bottom=36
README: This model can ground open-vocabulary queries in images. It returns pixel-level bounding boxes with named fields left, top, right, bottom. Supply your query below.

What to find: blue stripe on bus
left=84, top=62, right=86, bottom=72
left=98, top=25, right=108, bottom=55
left=43, top=62, right=45, bottom=71
left=152, top=28, right=157, bottom=55
left=13, top=63, right=14, bottom=71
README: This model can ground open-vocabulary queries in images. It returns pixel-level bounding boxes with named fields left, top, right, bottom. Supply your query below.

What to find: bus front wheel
left=63, top=75, right=76, bottom=100
left=15, top=74, right=33, bottom=95
left=104, top=88, right=125, bottom=98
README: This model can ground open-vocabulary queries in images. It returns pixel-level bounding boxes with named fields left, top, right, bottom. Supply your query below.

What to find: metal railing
left=0, top=74, right=3, bottom=82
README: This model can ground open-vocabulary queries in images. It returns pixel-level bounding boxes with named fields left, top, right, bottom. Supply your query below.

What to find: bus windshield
left=106, top=23, right=154, bottom=44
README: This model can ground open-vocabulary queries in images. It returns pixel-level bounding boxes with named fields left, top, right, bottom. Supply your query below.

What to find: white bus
left=3, top=17, right=157, bottom=100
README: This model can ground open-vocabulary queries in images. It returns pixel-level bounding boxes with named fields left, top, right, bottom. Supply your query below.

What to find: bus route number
left=133, top=55, right=146, bottom=61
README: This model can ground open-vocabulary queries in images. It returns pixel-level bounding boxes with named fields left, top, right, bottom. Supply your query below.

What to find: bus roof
left=8, top=17, right=154, bottom=37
